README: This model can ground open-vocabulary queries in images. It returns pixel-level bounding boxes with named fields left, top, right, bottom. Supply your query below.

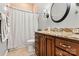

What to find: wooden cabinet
left=35, top=33, right=55, bottom=56
left=55, top=38, right=79, bottom=56
left=39, top=34, right=46, bottom=56
left=65, top=40, right=79, bottom=55
left=35, top=32, right=79, bottom=56
left=46, top=36, right=55, bottom=56
left=35, top=33, right=46, bottom=56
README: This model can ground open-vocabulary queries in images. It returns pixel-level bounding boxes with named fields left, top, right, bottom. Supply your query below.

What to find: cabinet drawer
left=56, top=38, right=66, bottom=50
left=56, top=48, right=72, bottom=56
left=65, top=40, right=79, bottom=55
left=56, top=38, right=79, bottom=55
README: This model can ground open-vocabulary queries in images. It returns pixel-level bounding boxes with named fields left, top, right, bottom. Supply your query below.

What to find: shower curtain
left=8, top=8, right=38, bottom=49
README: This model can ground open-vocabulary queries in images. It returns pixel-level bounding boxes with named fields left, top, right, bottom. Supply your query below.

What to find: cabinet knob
left=60, top=43, right=71, bottom=49
left=60, top=43, right=67, bottom=48
left=67, top=46, right=71, bottom=48
left=59, top=53, right=63, bottom=56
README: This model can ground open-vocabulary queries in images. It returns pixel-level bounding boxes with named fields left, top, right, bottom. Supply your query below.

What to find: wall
left=0, top=3, right=7, bottom=56
left=38, top=3, right=79, bottom=29
left=32, top=4, right=38, bottom=13
left=8, top=3, right=38, bottom=13
left=9, top=3, right=33, bottom=11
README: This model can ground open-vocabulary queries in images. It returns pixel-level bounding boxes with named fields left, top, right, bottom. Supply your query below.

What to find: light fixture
left=43, top=9, right=49, bottom=19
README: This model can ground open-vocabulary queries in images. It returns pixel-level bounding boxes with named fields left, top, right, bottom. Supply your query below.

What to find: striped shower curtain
left=8, top=8, right=38, bottom=49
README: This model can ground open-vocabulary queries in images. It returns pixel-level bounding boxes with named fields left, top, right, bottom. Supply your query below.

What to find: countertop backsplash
left=38, top=28, right=79, bottom=34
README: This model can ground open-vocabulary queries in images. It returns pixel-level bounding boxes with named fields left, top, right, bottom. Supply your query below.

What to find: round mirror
left=50, top=3, right=70, bottom=23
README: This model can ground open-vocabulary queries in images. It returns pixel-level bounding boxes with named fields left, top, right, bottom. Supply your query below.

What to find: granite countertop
left=36, top=31, right=79, bottom=41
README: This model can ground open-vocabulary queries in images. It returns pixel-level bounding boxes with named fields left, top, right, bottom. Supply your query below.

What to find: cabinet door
left=46, top=36, right=54, bottom=56
left=39, top=34, right=46, bottom=56
left=51, top=37, right=55, bottom=56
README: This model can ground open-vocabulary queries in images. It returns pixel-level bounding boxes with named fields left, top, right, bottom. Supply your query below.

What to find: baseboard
left=4, top=50, right=8, bottom=56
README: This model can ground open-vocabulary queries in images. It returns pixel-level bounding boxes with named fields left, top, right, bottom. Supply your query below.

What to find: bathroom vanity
left=35, top=31, right=79, bottom=56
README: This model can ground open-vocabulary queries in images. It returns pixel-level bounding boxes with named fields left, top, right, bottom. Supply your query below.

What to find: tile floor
left=7, top=47, right=35, bottom=56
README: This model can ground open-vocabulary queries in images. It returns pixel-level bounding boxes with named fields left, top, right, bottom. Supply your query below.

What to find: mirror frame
left=50, top=3, right=71, bottom=23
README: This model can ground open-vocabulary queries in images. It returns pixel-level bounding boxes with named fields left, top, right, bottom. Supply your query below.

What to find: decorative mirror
left=50, top=3, right=71, bottom=23
left=76, top=3, right=79, bottom=6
